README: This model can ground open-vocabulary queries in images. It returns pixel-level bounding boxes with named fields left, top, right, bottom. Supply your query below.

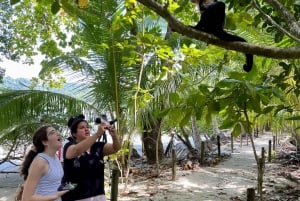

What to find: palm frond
left=0, top=90, right=99, bottom=131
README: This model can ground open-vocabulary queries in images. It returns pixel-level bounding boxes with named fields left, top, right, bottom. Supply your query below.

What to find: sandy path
left=118, top=134, right=297, bottom=201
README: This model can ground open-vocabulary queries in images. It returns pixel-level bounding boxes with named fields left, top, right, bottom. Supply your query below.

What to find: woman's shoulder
left=30, top=155, right=48, bottom=171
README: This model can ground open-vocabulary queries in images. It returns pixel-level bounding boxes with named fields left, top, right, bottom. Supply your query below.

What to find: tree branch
left=264, top=0, right=300, bottom=39
left=136, top=0, right=300, bottom=59
left=252, top=0, right=300, bottom=43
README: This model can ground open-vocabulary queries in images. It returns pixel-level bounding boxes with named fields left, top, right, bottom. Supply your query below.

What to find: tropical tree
left=1, top=0, right=300, bottom=170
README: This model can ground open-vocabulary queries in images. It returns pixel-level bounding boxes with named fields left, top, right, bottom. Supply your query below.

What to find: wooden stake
left=172, top=149, right=176, bottom=181
left=110, top=168, right=119, bottom=201
left=247, top=188, right=255, bottom=201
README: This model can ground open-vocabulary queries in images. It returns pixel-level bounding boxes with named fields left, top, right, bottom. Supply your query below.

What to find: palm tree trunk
left=142, top=118, right=164, bottom=164
left=191, top=115, right=202, bottom=151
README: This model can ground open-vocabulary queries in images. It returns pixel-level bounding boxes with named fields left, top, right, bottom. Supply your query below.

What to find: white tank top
left=34, top=153, right=63, bottom=201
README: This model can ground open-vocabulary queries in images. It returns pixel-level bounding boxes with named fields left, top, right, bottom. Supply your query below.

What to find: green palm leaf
left=0, top=89, right=99, bottom=142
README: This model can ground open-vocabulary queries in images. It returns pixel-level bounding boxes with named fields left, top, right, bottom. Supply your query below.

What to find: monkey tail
left=216, top=30, right=253, bottom=72
left=243, top=54, right=253, bottom=72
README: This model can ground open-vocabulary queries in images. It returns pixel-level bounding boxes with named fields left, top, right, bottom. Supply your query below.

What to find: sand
left=0, top=172, right=22, bottom=201
left=117, top=134, right=299, bottom=200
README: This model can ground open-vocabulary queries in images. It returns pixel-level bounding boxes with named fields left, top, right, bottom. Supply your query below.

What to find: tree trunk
left=142, top=118, right=164, bottom=164
left=191, top=115, right=201, bottom=151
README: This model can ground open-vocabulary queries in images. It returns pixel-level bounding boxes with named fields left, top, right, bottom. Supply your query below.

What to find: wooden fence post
left=257, top=147, right=265, bottom=200
left=247, top=188, right=255, bottom=201
left=268, top=140, right=272, bottom=162
left=231, top=132, right=234, bottom=153
left=217, top=135, right=221, bottom=156
left=172, top=149, right=176, bottom=181
left=110, top=168, right=119, bottom=201
left=240, top=134, right=242, bottom=147
left=200, top=141, right=205, bottom=165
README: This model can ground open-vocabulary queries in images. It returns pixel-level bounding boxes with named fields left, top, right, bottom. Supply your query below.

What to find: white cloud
left=1, top=58, right=41, bottom=79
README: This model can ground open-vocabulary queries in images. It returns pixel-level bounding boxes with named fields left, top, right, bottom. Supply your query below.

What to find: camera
left=95, top=114, right=117, bottom=126
left=57, top=183, right=77, bottom=191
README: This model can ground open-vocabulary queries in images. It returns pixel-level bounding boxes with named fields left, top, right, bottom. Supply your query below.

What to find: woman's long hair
left=20, top=125, right=51, bottom=180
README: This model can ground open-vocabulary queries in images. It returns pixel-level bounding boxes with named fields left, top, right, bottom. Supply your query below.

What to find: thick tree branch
left=136, top=0, right=300, bottom=59
left=252, top=0, right=300, bottom=43
left=264, top=0, right=300, bottom=39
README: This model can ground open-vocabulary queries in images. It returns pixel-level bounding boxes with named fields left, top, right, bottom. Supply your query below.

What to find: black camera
left=95, top=114, right=117, bottom=143
left=95, top=114, right=117, bottom=125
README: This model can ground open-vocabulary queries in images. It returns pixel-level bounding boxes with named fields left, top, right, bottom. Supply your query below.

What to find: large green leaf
left=51, top=1, right=60, bottom=15
left=0, top=90, right=99, bottom=142
left=10, top=0, right=20, bottom=5
left=232, top=123, right=242, bottom=138
left=286, top=116, right=300, bottom=120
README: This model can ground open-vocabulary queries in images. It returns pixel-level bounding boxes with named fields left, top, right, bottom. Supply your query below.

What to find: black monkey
left=191, top=0, right=253, bottom=72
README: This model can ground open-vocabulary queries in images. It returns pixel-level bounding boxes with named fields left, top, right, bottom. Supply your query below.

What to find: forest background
left=0, top=1, right=300, bottom=199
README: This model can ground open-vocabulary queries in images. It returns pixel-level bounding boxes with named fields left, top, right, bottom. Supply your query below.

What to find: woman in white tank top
left=20, top=125, right=68, bottom=201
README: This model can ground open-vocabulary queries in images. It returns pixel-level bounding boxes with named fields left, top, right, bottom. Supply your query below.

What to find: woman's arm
left=66, top=122, right=108, bottom=159
left=103, top=127, right=121, bottom=155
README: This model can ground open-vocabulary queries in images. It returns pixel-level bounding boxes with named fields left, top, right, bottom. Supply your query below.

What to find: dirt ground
left=117, top=133, right=300, bottom=201
left=0, top=133, right=299, bottom=201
